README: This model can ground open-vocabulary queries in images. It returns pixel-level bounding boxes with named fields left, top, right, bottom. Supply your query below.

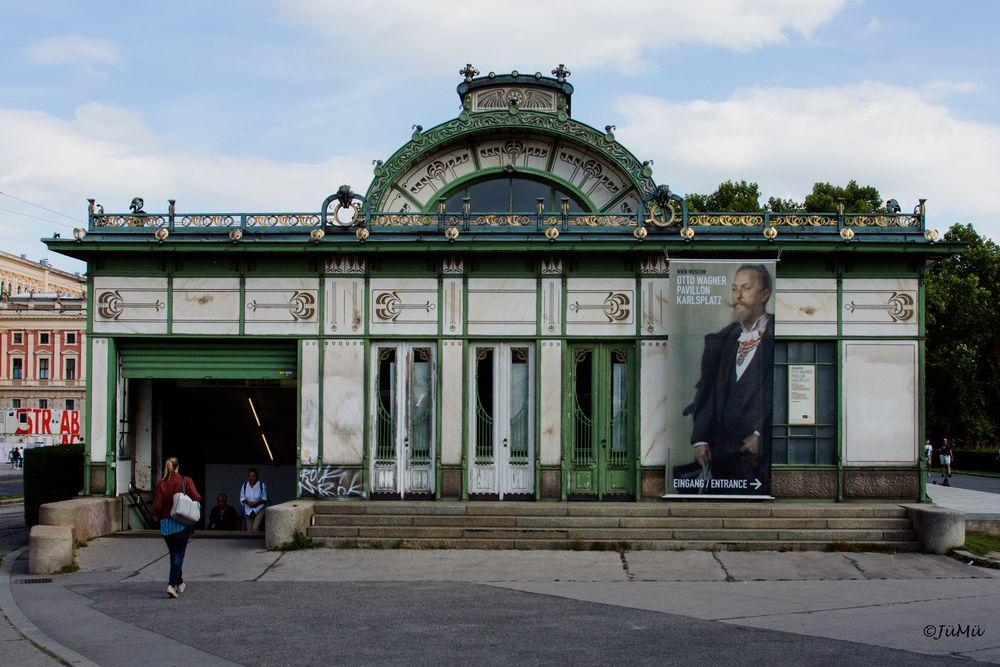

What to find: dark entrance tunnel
left=156, top=380, right=297, bottom=524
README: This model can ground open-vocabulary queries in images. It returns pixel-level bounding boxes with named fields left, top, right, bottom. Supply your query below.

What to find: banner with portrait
left=664, top=260, right=776, bottom=498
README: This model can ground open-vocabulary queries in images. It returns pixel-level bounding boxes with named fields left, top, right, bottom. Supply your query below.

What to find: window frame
left=38, top=331, right=51, bottom=345
left=12, top=331, right=24, bottom=345
left=771, top=340, right=838, bottom=466
left=38, top=357, right=50, bottom=380
left=11, top=357, right=24, bottom=380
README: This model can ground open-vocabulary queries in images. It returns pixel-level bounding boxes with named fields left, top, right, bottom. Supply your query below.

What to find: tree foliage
left=685, top=180, right=883, bottom=214
left=925, top=224, right=1000, bottom=446
left=803, top=180, right=883, bottom=213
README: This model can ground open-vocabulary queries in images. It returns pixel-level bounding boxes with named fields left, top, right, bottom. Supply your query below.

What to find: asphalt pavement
left=1, top=535, right=998, bottom=665
left=0, top=467, right=23, bottom=497
left=931, top=472, right=1000, bottom=494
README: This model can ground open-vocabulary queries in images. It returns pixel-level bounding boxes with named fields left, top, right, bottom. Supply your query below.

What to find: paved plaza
left=0, top=477, right=997, bottom=666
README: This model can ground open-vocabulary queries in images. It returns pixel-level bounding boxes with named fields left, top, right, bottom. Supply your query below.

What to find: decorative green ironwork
left=365, top=110, right=657, bottom=211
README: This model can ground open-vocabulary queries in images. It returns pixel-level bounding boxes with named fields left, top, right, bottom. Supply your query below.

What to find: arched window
left=439, top=174, right=588, bottom=213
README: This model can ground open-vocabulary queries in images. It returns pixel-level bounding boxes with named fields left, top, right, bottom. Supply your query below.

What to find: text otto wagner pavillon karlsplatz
left=46, top=66, right=957, bottom=505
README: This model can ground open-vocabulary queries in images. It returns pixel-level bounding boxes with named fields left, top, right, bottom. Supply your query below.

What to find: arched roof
left=365, top=70, right=657, bottom=215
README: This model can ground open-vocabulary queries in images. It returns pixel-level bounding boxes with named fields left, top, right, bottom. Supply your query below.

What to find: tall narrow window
left=772, top=341, right=837, bottom=465
left=65, top=358, right=77, bottom=380
left=12, top=358, right=23, bottom=380
left=38, top=358, right=50, bottom=380
left=38, top=399, right=48, bottom=409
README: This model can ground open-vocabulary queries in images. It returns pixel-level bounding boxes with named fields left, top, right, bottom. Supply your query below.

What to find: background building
left=0, top=251, right=86, bottom=453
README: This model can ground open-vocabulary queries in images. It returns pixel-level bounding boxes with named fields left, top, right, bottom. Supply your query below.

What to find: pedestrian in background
left=938, top=438, right=954, bottom=486
left=240, top=467, right=268, bottom=531
left=153, top=457, right=201, bottom=598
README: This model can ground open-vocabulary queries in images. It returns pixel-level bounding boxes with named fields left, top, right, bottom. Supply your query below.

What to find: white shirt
left=240, top=480, right=268, bottom=516
left=735, top=314, right=769, bottom=381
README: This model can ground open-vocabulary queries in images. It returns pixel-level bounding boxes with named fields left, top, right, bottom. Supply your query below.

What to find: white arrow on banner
left=751, top=479, right=762, bottom=490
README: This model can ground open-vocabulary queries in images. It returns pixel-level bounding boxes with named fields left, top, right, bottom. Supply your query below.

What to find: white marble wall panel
left=396, top=146, right=476, bottom=207
left=549, top=146, right=629, bottom=210
left=368, top=278, right=439, bottom=336
left=541, top=278, right=562, bottom=335
left=245, top=278, right=320, bottom=335
left=324, top=277, right=365, bottom=336
left=299, top=340, right=320, bottom=465
left=467, top=278, right=537, bottom=336
left=440, top=340, right=464, bottom=465
left=640, top=341, right=669, bottom=466
left=89, top=338, right=110, bottom=463
left=92, top=277, right=168, bottom=335
left=843, top=341, right=917, bottom=464
left=475, top=135, right=553, bottom=172
left=172, top=278, right=240, bottom=335
left=566, top=278, right=636, bottom=336
left=842, top=278, right=919, bottom=337
left=641, top=279, right=669, bottom=336
left=442, top=278, right=464, bottom=336
left=539, top=340, right=562, bottom=466
left=774, top=278, right=838, bottom=337
left=132, top=380, right=154, bottom=491
left=322, top=340, right=364, bottom=465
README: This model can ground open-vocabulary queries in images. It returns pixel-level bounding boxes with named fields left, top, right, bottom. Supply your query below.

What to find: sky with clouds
left=1, top=0, right=998, bottom=272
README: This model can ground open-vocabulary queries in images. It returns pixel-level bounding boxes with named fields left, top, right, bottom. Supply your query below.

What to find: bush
left=23, top=444, right=85, bottom=527
left=953, top=449, right=1000, bottom=473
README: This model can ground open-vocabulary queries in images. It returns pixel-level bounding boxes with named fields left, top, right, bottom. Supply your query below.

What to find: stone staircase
left=308, top=502, right=922, bottom=552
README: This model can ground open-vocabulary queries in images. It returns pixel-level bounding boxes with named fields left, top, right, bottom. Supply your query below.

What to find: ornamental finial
left=460, top=64, right=479, bottom=83
left=552, top=64, right=571, bottom=82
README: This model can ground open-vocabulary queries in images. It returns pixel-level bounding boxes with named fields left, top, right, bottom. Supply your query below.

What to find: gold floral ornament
left=355, top=227, right=370, bottom=241
left=633, top=227, right=648, bottom=240
left=444, top=226, right=460, bottom=240
left=545, top=227, right=559, bottom=240
left=680, top=226, right=695, bottom=240
left=840, top=228, right=855, bottom=241
left=153, top=227, right=169, bottom=241
left=763, top=226, right=778, bottom=240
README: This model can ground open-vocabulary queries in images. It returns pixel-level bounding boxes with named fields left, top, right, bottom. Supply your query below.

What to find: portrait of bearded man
left=683, top=263, right=774, bottom=494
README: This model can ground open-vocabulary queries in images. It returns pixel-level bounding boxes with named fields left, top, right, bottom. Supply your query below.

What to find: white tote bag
left=170, top=477, right=201, bottom=526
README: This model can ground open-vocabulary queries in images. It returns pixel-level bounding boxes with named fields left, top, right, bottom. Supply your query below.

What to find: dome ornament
left=460, top=64, right=479, bottom=83
left=551, top=64, right=571, bottom=82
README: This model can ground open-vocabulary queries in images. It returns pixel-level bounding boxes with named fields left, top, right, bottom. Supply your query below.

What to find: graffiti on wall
left=299, top=466, right=364, bottom=498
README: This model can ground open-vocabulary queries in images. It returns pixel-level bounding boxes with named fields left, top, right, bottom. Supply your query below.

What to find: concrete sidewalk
left=927, top=483, right=1000, bottom=520
left=2, top=536, right=999, bottom=665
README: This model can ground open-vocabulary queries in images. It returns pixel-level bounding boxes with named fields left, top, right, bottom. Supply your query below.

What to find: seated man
left=207, top=493, right=240, bottom=531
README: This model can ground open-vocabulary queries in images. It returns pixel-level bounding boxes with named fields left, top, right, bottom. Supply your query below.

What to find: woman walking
left=153, top=457, right=201, bottom=598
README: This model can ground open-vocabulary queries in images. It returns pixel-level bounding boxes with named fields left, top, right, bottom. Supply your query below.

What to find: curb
left=0, top=546, right=100, bottom=667
left=949, top=548, right=1000, bottom=570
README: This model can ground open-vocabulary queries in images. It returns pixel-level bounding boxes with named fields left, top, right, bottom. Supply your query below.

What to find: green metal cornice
left=364, top=110, right=656, bottom=210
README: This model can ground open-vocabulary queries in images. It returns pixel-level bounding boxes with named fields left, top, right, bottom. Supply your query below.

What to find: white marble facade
left=565, top=278, right=636, bottom=336
left=321, top=340, right=364, bottom=465
left=172, top=277, right=240, bottom=335
left=842, top=278, right=919, bottom=337
left=842, top=341, right=918, bottom=464
left=467, top=278, right=537, bottom=336
left=774, top=278, right=838, bottom=336
left=93, top=277, right=168, bottom=334
left=245, top=278, right=320, bottom=336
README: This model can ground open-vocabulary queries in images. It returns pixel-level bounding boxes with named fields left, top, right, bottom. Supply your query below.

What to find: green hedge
left=23, top=444, right=85, bottom=528
left=953, top=449, right=1000, bottom=473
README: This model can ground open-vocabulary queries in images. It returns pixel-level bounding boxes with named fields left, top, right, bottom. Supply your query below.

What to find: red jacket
left=153, top=472, right=202, bottom=520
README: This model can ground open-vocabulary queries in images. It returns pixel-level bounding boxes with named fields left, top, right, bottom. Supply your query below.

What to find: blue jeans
left=163, top=527, right=191, bottom=588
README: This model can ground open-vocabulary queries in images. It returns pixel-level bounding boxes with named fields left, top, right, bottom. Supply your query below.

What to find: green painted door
left=566, top=343, right=634, bottom=498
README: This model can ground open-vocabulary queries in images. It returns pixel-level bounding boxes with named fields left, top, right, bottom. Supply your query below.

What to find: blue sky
left=2, top=0, right=998, bottom=272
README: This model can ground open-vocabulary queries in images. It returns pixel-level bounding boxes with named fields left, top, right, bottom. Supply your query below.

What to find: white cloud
left=0, top=104, right=378, bottom=270
left=922, top=79, right=987, bottom=99
left=614, top=81, right=1000, bottom=238
left=23, top=34, right=122, bottom=68
left=279, top=0, right=846, bottom=72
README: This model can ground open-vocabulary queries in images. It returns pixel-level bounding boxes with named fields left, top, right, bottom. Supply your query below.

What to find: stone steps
left=306, top=501, right=921, bottom=552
